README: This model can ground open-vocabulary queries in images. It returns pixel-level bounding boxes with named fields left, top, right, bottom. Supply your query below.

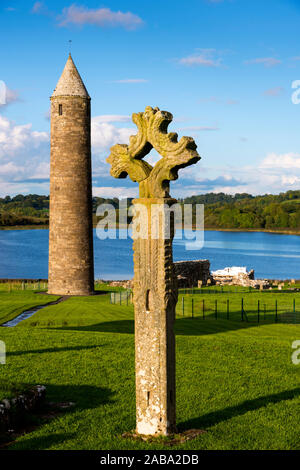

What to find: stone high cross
left=107, top=106, right=200, bottom=435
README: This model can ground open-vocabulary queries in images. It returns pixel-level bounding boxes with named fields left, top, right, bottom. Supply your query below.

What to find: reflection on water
left=0, top=228, right=299, bottom=280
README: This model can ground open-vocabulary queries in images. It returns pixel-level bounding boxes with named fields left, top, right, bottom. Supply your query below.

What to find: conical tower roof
left=52, top=54, right=89, bottom=98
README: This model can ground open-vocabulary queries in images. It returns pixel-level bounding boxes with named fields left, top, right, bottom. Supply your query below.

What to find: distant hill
left=1, top=190, right=300, bottom=231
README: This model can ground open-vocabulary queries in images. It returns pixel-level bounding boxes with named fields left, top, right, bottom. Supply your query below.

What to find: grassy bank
left=0, top=286, right=299, bottom=449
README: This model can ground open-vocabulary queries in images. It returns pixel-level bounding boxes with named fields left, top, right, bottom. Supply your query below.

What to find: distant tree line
left=1, top=190, right=300, bottom=231
left=182, top=190, right=300, bottom=230
left=0, top=194, right=49, bottom=227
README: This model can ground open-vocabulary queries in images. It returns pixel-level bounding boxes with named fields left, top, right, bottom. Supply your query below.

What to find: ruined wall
left=173, top=260, right=212, bottom=288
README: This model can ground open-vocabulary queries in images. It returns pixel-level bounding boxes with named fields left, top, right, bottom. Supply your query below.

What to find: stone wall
left=0, top=385, right=46, bottom=434
left=173, top=260, right=212, bottom=288
left=97, top=260, right=212, bottom=290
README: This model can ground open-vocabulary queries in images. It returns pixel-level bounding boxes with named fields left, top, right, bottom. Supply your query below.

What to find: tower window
left=146, top=289, right=150, bottom=312
left=59, top=104, right=63, bottom=115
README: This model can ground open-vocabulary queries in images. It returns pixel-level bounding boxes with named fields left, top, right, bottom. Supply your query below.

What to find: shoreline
left=203, top=227, right=300, bottom=236
left=1, top=224, right=300, bottom=236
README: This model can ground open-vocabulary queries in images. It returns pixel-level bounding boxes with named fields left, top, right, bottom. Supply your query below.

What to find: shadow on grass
left=44, top=383, right=114, bottom=410
left=51, top=320, right=135, bottom=334
left=7, top=344, right=104, bottom=357
left=178, top=387, right=300, bottom=431
left=50, top=315, right=280, bottom=336
left=2, top=384, right=114, bottom=449
left=3, top=433, right=76, bottom=451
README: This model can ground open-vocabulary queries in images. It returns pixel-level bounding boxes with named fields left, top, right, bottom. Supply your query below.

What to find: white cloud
left=0, top=113, right=136, bottom=195
left=93, top=186, right=138, bottom=199
left=0, top=82, right=19, bottom=107
left=178, top=49, right=223, bottom=67
left=178, top=151, right=300, bottom=196
left=0, top=115, right=50, bottom=195
left=58, top=5, right=143, bottom=30
left=0, top=115, right=48, bottom=158
left=91, top=116, right=133, bottom=156
left=244, top=57, right=281, bottom=68
left=0, top=161, right=23, bottom=176
left=260, top=152, right=300, bottom=169
left=29, top=161, right=50, bottom=179
left=2, top=112, right=300, bottom=199
left=92, top=115, right=131, bottom=124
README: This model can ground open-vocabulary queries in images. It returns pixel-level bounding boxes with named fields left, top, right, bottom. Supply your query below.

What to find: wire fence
left=109, top=290, right=300, bottom=324
left=177, top=296, right=300, bottom=324
left=110, top=291, right=133, bottom=305
left=3, top=281, right=47, bottom=292
left=179, top=287, right=300, bottom=295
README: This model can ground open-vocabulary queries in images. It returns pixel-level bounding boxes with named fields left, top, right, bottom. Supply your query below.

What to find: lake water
left=0, top=229, right=300, bottom=280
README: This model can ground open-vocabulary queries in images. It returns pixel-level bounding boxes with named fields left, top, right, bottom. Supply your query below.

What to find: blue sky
left=1, top=0, right=300, bottom=198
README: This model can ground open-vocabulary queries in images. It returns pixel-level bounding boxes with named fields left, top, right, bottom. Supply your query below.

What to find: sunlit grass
left=0, top=287, right=299, bottom=449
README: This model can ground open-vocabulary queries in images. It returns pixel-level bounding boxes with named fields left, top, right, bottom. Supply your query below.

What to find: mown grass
left=0, top=287, right=299, bottom=450
left=0, top=285, right=59, bottom=325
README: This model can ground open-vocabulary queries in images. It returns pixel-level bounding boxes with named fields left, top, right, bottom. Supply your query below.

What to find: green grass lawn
left=0, top=285, right=59, bottom=325
left=0, top=286, right=300, bottom=450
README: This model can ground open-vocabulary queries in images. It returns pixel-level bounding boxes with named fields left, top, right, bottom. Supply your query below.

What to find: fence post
left=227, top=299, right=229, bottom=320
left=191, top=298, right=194, bottom=318
left=182, top=296, right=184, bottom=316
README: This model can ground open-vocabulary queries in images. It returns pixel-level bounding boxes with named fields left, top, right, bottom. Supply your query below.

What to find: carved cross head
left=106, top=106, right=201, bottom=198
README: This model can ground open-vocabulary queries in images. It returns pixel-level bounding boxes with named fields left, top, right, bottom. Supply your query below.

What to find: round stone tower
left=48, top=54, right=94, bottom=295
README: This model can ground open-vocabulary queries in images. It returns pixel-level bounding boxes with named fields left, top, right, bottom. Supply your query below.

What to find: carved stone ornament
left=107, top=106, right=200, bottom=197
